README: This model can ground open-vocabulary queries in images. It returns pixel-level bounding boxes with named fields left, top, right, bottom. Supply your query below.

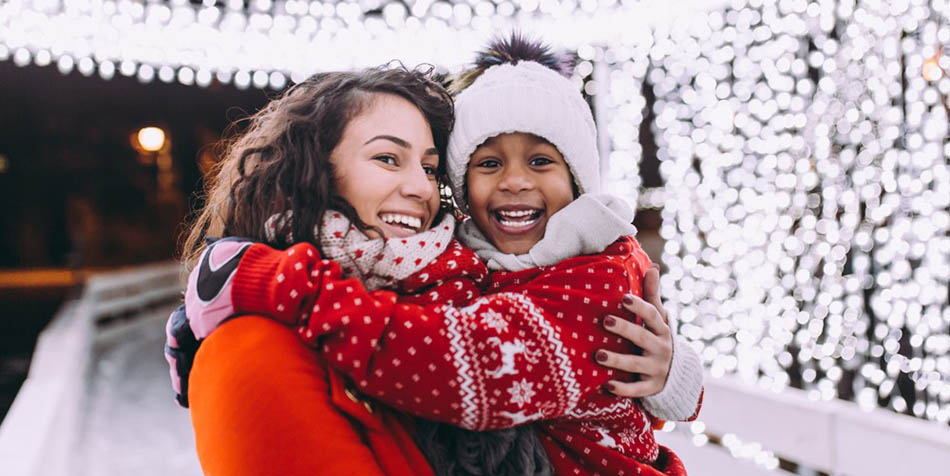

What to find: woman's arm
left=597, top=265, right=704, bottom=422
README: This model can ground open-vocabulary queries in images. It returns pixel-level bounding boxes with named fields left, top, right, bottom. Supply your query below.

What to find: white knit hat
left=447, top=61, right=601, bottom=211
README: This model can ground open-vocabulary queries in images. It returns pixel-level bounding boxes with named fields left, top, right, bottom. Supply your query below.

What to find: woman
left=168, top=65, right=454, bottom=475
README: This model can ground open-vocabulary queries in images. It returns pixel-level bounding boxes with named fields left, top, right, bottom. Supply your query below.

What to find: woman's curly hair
left=182, top=65, right=455, bottom=268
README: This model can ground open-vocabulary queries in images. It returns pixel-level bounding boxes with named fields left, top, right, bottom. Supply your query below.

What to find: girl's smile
left=490, top=205, right=544, bottom=234
left=466, top=132, right=575, bottom=254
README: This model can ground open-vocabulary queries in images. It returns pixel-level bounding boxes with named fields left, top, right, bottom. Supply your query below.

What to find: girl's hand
left=596, top=265, right=674, bottom=398
left=183, top=238, right=255, bottom=339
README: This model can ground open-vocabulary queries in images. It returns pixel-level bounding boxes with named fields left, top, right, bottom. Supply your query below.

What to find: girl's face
left=466, top=132, right=574, bottom=254
left=331, top=93, right=441, bottom=238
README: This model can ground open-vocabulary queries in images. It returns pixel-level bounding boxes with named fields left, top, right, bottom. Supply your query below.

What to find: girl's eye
left=475, top=158, right=501, bottom=168
left=529, top=156, right=554, bottom=166
left=373, top=154, right=397, bottom=166
left=423, top=165, right=437, bottom=176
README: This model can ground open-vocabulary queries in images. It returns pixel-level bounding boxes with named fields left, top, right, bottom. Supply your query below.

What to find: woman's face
left=466, top=132, right=574, bottom=254
left=331, top=93, right=441, bottom=238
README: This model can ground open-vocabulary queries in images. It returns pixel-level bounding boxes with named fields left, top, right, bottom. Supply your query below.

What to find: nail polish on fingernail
left=604, top=383, right=616, bottom=393
left=605, top=316, right=616, bottom=328
left=596, top=350, right=608, bottom=362
left=623, top=294, right=634, bottom=305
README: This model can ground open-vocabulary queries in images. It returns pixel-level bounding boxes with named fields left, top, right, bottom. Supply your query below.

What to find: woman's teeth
left=495, top=209, right=542, bottom=228
left=380, top=213, right=422, bottom=231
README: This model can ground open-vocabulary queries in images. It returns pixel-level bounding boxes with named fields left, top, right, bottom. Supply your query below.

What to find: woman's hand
left=595, top=264, right=674, bottom=398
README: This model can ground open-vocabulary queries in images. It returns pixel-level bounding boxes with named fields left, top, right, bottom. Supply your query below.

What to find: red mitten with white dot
left=396, top=240, right=488, bottom=306
left=227, top=241, right=337, bottom=327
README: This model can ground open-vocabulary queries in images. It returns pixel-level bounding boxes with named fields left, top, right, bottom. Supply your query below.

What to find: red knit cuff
left=230, top=244, right=298, bottom=325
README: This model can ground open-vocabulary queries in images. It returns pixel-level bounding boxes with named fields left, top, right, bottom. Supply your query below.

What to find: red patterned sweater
left=228, top=236, right=694, bottom=476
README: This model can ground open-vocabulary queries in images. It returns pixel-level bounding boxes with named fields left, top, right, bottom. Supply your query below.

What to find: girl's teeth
left=498, top=210, right=538, bottom=219
left=499, top=216, right=540, bottom=228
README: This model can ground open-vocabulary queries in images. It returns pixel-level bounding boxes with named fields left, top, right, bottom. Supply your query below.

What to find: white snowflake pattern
left=616, top=411, right=652, bottom=452
left=480, top=309, right=508, bottom=333
left=507, top=378, right=536, bottom=408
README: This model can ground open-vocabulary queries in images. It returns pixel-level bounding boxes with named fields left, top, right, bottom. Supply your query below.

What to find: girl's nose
left=497, top=164, right=534, bottom=193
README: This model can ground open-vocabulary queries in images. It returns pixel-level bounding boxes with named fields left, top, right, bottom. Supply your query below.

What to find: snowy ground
left=76, top=304, right=202, bottom=476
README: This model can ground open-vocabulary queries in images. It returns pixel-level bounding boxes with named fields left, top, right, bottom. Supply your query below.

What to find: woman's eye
left=423, top=165, right=437, bottom=176
left=373, top=154, right=397, bottom=166
left=529, top=156, right=554, bottom=166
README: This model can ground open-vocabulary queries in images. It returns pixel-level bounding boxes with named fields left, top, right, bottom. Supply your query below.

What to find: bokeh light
left=136, top=127, right=166, bottom=152
left=603, top=0, right=950, bottom=424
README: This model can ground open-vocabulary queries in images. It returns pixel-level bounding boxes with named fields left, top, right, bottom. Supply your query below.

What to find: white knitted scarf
left=265, top=211, right=456, bottom=291
left=456, top=193, right=637, bottom=271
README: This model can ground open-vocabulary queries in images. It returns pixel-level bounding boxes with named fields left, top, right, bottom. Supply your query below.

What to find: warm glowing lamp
left=137, top=127, right=166, bottom=152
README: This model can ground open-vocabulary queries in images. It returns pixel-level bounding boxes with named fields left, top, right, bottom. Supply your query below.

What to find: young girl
left=173, top=37, right=702, bottom=475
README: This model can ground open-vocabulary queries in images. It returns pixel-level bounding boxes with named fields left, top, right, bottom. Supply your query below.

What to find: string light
left=0, top=0, right=725, bottom=88
left=617, top=0, right=949, bottom=424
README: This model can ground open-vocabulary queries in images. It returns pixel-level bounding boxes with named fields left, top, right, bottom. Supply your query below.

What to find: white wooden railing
left=656, top=370, right=950, bottom=475
left=0, top=263, right=181, bottom=476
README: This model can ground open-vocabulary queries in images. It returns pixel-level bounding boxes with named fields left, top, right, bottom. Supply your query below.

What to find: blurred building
left=0, top=59, right=271, bottom=269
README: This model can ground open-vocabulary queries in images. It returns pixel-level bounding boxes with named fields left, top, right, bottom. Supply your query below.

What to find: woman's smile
left=378, top=211, right=425, bottom=237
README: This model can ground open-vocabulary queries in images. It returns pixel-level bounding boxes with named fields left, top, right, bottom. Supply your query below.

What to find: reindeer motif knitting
left=486, top=337, right=542, bottom=379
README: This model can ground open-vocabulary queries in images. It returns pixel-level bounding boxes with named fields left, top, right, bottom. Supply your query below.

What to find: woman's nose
left=400, top=165, right=434, bottom=201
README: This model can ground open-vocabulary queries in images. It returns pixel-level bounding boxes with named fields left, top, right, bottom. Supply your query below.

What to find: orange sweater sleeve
left=188, top=316, right=386, bottom=476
